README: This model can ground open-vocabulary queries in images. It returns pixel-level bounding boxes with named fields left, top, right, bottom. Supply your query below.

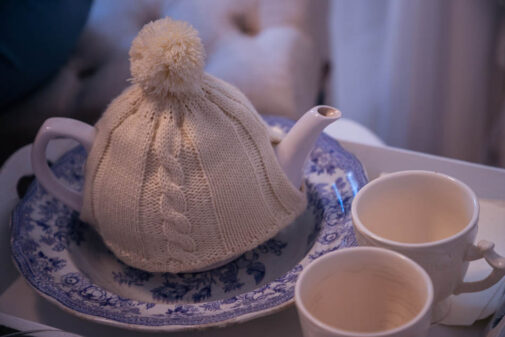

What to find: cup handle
left=454, top=240, right=505, bottom=294
left=31, top=117, right=96, bottom=212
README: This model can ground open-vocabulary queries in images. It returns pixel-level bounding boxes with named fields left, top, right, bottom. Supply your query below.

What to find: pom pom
left=129, top=18, right=205, bottom=96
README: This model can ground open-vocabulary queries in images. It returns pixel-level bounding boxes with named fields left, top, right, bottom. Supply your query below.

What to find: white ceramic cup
left=295, top=247, right=434, bottom=337
left=351, top=170, right=505, bottom=321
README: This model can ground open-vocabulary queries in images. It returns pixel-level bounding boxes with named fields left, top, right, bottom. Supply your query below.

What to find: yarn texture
left=129, top=18, right=205, bottom=97
left=80, top=18, right=307, bottom=273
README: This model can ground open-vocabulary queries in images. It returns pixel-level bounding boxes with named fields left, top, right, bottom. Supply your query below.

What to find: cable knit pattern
left=79, top=19, right=307, bottom=273
left=155, top=107, right=197, bottom=259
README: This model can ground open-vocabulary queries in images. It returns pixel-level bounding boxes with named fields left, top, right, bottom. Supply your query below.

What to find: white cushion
left=27, top=0, right=326, bottom=121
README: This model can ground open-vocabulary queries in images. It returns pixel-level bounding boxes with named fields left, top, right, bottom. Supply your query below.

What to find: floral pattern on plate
left=10, top=117, right=367, bottom=331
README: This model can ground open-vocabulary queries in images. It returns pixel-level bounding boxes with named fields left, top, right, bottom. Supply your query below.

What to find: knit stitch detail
left=80, top=75, right=306, bottom=273
left=155, top=107, right=196, bottom=256
left=103, top=239, right=201, bottom=271
left=203, top=82, right=305, bottom=217
left=206, top=77, right=307, bottom=210
left=82, top=87, right=143, bottom=227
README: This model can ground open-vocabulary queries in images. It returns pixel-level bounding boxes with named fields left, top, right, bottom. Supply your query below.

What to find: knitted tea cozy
left=80, top=18, right=307, bottom=273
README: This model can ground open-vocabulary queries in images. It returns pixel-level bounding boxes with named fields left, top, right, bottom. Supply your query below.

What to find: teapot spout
left=275, top=105, right=341, bottom=188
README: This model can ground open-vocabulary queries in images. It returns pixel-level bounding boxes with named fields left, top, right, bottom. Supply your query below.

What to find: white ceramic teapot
left=31, top=105, right=340, bottom=272
left=32, top=105, right=340, bottom=212
left=30, top=18, right=341, bottom=273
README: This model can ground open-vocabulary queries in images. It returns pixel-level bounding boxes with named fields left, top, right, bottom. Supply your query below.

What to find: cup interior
left=296, top=248, right=432, bottom=334
left=353, top=172, right=476, bottom=244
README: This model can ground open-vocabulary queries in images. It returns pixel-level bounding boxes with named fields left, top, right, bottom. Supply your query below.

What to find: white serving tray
left=1, top=139, right=504, bottom=337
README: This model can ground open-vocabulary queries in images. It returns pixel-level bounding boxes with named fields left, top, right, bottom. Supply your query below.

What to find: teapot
left=30, top=18, right=341, bottom=273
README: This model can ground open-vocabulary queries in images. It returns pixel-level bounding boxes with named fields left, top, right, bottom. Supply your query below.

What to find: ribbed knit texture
left=80, top=75, right=307, bottom=273
left=79, top=18, right=307, bottom=273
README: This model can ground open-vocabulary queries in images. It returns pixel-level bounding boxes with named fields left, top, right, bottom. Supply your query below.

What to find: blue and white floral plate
left=10, top=117, right=368, bottom=331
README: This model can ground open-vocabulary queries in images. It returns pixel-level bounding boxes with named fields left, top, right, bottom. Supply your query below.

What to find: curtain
left=328, top=0, right=504, bottom=167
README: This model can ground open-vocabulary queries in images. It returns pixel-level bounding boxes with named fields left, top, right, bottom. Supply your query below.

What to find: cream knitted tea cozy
left=80, top=18, right=307, bottom=273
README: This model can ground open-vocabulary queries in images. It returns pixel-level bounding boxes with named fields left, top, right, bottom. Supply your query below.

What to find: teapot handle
left=31, top=117, right=96, bottom=211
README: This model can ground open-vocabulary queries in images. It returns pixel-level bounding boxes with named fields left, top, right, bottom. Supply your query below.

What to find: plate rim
left=10, top=243, right=296, bottom=332
left=10, top=119, right=368, bottom=331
